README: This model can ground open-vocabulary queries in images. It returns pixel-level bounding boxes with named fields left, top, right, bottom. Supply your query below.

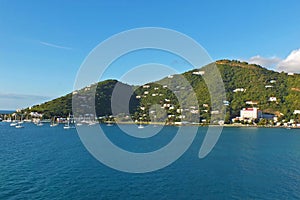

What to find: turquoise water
left=1, top=122, right=300, bottom=199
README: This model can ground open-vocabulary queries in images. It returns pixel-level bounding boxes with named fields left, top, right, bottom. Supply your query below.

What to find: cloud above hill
left=248, top=56, right=281, bottom=68
left=247, top=49, right=300, bottom=73
left=277, top=49, right=300, bottom=73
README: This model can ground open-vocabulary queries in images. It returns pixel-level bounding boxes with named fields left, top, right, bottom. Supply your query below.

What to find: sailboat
left=138, top=119, right=144, bottom=129
left=36, top=121, right=44, bottom=126
left=138, top=124, right=144, bottom=129
left=15, top=122, right=24, bottom=129
left=16, top=115, right=24, bottom=128
left=64, top=114, right=75, bottom=129
left=10, top=114, right=18, bottom=127
left=10, top=122, right=18, bottom=127
left=18, top=114, right=24, bottom=124
left=50, top=116, right=58, bottom=127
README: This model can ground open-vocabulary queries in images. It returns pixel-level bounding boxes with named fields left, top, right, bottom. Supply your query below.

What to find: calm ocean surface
left=0, top=122, right=300, bottom=199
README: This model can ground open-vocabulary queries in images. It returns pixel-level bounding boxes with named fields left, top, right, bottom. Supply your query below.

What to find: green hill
left=22, top=60, right=300, bottom=123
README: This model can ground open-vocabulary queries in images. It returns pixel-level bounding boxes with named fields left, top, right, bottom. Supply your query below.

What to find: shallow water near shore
left=0, top=122, right=300, bottom=199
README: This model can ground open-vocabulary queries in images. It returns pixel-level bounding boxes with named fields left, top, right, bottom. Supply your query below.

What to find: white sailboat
left=10, top=122, right=18, bottom=127
left=50, top=116, right=58, bottom=127
left=64, top=114, right=75, bottom=129
left=36, top=121, right=44, bottom=126
left=138, top=124, right=144, bottom=129
left=16, top=115, right=24, bottom=128
left=10, top=114, right=18, bottom=127
left=138, top=120, right=144, bottom=129
left=15, top=122, right=24, bottom=129
left=64, top=121, right=75, bottom=129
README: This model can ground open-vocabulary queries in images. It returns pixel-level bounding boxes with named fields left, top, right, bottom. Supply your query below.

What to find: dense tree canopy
left=22, top=60, right=300, bottom=123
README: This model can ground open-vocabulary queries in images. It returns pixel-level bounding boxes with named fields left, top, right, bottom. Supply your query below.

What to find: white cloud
left=40, top=41, right=72, bottom=50
left=248, top=55, right=281, bottom=68
left=247, top=49, right=300, bottom=73
left=277, top=49, right=300, bottom=73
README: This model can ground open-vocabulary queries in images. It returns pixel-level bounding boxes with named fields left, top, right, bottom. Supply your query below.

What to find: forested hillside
left=23, top=60, right=300, bottom=123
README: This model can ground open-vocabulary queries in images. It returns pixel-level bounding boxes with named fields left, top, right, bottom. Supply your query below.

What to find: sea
left=0, top=122, right=300, bottom=199
left=0, top=110, right=15, bottom=114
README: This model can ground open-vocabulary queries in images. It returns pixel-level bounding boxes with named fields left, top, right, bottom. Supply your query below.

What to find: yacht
left=15, top=123, right=24, bottom=129
left=138, top=124, right=144, bottom=129
left=50, top=117, right=58, bottom=127
left=36, top=122, right=44, bottom=126
left=64, top=114, right=75, bottom=129
left=10, top=114, right=18, bottom=126
left=10, top=122, right=18, bottom=127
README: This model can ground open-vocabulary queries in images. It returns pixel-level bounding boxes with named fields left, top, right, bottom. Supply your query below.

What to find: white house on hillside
left=240, top=107, right=262, bottom=120
left=233, top=88, right=245, bottom=92
left=293, top=110, right=300, bottom=114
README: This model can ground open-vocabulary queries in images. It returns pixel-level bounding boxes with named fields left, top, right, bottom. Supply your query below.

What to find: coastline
left=103, top=121, right=299, bottom=129
left=2, top=119, right=299, bottom=129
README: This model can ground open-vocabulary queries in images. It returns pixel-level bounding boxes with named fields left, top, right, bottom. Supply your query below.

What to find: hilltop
left=21, top=60, right=300, bottom=124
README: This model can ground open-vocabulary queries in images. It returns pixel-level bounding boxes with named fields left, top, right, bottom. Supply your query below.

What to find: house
left=140, top=107, right=145, bottom=111
left=211, top=110, right=220, bottom=115
left=176, top=109, right=183, bottom=113
left=233, top=88, right=245, bottom=92
left=239, top=107, right=262, bottom=120
left=192, top=71, right=205, bottom=75
left=190, top=109, right=199, bottom=114
left=223, top=100, right=230, bottom=106
left=262, top=113, right=275, bottom=119
left=144, top=91, right=149, bottom=95
left=265, top=85, right=273, bottom=88
left=168, top=75, right=173, bottom=78
left=288, top=73, right=294, bottom=76
left=29, top=112, right=43, bottom=118
left=293, top=110, right=300, bottom=114
left=169, top=105, right=175, bottom=110
left=163, top=104, right=170, bottom=108
left=270, top=80, right=276, bottom=83
left=246, top=101, right=258, bottom=105
left=269, top=97, right=277, bottom=102
left=136, top=95, right=141, bottom=99
left=143, top=85, right=150, bottom=88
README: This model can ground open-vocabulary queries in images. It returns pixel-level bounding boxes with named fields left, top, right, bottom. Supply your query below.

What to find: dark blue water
left=1, top=122, right=300, bottom=199
left=0, top=110, right=15, bottom=114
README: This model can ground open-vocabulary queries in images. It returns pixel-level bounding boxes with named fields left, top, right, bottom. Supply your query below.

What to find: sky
left=1, top=0, right=300, bottom=110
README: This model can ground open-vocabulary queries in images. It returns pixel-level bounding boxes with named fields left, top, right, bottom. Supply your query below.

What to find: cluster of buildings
left=231, top=106, right=300, bottom=126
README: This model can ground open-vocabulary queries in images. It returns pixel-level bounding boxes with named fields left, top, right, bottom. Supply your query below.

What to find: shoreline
left=2, top=120, right=299, bottom=129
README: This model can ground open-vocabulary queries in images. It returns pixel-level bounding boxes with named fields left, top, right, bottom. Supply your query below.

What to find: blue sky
left=1, top=0, right=300, bottom=110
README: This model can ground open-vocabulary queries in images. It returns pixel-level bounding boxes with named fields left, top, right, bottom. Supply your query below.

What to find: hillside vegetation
left=23, top=60, right=300, bottom=123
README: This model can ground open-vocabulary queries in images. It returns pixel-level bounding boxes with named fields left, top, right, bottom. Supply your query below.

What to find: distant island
left=3, top=60, right=300, bottom=127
